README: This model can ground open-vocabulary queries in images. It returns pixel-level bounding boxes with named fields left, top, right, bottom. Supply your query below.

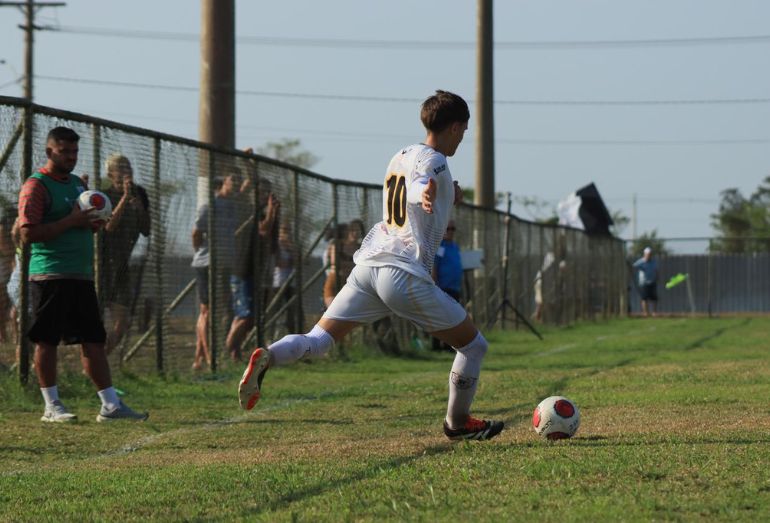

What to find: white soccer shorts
left=322, top=264, right=467, bottom=332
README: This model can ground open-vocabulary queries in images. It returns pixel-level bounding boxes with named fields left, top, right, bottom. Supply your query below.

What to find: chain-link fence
left=0, top=96, right=627, bottom=380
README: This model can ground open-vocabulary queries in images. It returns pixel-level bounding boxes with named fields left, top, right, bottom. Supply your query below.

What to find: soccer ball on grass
left=532, top=395, right=580, bottom=440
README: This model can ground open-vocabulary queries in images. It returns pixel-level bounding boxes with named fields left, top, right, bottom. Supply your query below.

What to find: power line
left=43, top=25, right=770, bottom=50
left=0, top=76, right=22, bottom=89
left=498, top=138, right=770, bottom=145
left=34, top=74, right=770, bottom=107
left=35, top=75, right=420, bottom=102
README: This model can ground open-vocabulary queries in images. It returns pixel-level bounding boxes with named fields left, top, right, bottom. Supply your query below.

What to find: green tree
left=513, top=195, right=555, bottom=222
left=256, top=138, right=319, bottom=169
left=710, top=177, right=770, bottom=252
left=628, top=229, right=670, bottom=258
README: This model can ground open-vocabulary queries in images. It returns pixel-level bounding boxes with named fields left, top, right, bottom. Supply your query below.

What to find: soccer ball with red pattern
left=532, top=396, right=580, bottom=440
left=77, top=190, right=112, bottom=223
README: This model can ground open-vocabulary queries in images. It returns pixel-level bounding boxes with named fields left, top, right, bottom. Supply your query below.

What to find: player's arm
left=18, top=178, right=95, bottom=244
left=406, top=162, right=437, bottom=214
left=258, top=193, right=279, bottom=238
left=452, top=180, right=463, bottom=205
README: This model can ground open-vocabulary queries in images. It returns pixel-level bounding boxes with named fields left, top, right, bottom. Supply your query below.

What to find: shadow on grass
left=239, top=443, right=453, bottom=517
left=221, top=417, right=354, bottom=427
left=527, top=435, right=770, bottom=447
left=683, top=318, right=752, bottom=351
left=0, top=446, right=40, bottom=454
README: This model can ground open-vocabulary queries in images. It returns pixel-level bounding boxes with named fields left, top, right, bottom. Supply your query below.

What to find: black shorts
left=640, top=283, right=658, bottom=302
left=28, top=279, right=107, bottom=345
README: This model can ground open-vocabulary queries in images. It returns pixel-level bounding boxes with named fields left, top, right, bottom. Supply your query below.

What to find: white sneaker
left=40, top=400, right=78, bottom=423
left=96, top=400, right=149, bottom=422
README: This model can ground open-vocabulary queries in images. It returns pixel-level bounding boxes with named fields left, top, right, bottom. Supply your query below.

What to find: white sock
left=41, top=386, right=59, bottom=407
left=269, top=325, right=335, bottom=366
left=97, top=387, right=121, bottom=411
left=445, top=332, right=488, bottom=429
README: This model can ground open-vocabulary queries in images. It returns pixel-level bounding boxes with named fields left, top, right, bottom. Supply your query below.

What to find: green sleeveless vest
left=28, top=172, right=94, bottom=278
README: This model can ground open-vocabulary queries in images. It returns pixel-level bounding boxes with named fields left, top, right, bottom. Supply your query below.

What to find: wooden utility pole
left=0, top=0, right=66, bottom=101
left=474, top=0, right=495, bottom=209
left=199, top=0, right=235, bottom=148
left=0, top=0, right=64, bottom=384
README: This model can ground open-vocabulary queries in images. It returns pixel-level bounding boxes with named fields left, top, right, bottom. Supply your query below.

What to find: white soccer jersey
left=354, top=143, right=454, bottom=282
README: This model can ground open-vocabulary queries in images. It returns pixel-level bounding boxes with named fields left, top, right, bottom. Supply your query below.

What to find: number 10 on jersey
left=386, top=173, right=407, bottom=227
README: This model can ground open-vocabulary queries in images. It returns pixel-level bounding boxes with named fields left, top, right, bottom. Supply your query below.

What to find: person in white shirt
left=238, top=90, right=503, bottom=441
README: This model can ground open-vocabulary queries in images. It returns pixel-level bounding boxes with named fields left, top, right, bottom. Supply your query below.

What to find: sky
left=1, top=0, right=769, bottom=252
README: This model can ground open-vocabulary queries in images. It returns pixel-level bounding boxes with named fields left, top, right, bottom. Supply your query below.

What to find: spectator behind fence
left=224, top=176, right=280, bottom=362
left=322, top=220, right=363, bottom=308
left=6, top=217, right=23, bottom=368
left=100, top=154, right=151, bottom=354
left=0, top=206, right=16, bottom=344
left=18, top=126, right=147, bottom=422
left=532, top=232, right=568, bottom=323
left=272, top=222, right=298, bottom=334
left=191, top=171, right=239, bottom=370
left=431, top=219, right=462, bottom=351
left=633, top=246, right=658, bottom=317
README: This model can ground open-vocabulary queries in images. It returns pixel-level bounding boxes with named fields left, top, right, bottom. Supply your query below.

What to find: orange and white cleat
left=238, top=348, right=270, bottom=410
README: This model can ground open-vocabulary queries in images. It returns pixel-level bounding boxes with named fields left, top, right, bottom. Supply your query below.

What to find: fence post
left=331, top=183, right=339, bottom=296
left=253, top=162, right=264, bottom=349
left=707, top=239, right=713, bottom=318
left=17, top=102, right=33, bottom=384
left=91, top=124, right=106, bottom=321
left=293, top=170, right=304, bottom=332
left=207, top=151, right=219, bottom=368
left=152, top=137, right=164, bottom=373
left=500, top=195, right=512, bottom=329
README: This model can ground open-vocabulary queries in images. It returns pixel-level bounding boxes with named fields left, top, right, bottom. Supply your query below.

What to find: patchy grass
left=2, top=317, right=770, bottom=521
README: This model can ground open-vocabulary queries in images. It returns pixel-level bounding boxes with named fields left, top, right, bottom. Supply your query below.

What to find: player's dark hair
left=47, top=126, right=80, bottom=143
left=420, top=90, right=470, bottom=133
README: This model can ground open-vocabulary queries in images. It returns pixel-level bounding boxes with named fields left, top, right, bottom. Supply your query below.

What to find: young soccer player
left=238, top=90, right=503, bottom=441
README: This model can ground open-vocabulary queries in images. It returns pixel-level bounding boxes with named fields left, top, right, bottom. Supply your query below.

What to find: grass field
left=2, top=317, right=770, bottom=522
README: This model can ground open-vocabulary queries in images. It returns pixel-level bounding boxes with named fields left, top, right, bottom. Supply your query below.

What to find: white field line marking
left=1, top=397, right=313, bottom=477
left=532, top=324, right=659, bottom=357
left=100, top=396, right=315, bottom=458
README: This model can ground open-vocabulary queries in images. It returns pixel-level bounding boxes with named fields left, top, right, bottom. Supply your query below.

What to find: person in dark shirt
left=100, top=154, right=150, bottom=354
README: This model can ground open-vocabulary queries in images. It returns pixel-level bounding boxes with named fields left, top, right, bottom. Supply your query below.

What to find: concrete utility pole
left=0, top=0, right=66, bottom=101
left=474, top=0, right=495, bottom=209
left=199, top=0, right=235, bottom=148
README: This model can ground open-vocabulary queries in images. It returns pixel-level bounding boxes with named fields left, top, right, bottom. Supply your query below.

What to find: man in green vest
left=17, top=126, right=148, bottom=423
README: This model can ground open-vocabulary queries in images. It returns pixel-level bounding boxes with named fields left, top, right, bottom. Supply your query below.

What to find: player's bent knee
left=457, top=332, right=488, bottom=361
left=306, top=325, right=334, bottom=358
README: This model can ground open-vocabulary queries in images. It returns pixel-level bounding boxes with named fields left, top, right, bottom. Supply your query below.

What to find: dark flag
left=557, top=183, right=614, bottom=236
